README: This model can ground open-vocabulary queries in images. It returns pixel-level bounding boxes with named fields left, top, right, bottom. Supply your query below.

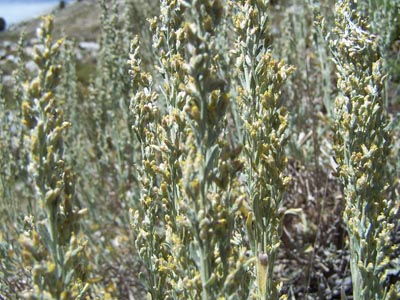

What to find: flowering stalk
left=0, top=70, right=11, bottom=210
left=130, top=1, right=251, bottom=299
left=148, top=0, right=188, bottom=213
left=180, top=1, right=247, bottom=298
left=129, top=35, right=167, bottom=299
left=20, top=16, right=89, bottom=299
left=232, top=0, right=294, bottom=298
left=130, top=2, right=192, bottom=299
left=327, top=1, right=399, bottom=299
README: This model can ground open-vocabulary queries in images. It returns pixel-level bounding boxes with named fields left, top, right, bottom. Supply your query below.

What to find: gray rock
left=25, top=47, right=35, bottom=57
left=79, top=41, right=100, bottom=52
left=2, top=41, right=12, bottom=49
left=6, top=54, right=17, bottom=64
left=26, top=61, right=38, bottom=73
left=3, top=75, right=13, bottom=86
left=74, top=49, right=83, bottom=61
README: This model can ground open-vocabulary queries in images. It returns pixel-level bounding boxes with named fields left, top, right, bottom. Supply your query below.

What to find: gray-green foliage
left=19, top=16, right=90, bottom=299
left=327, top=1, right=399, bottom=299
left=129, top=0, right=249, bottom=298
left=0, top=0, right=399, bottom=298
left=0, top=35, right=33, bottom=299
left=130, top=0, right=292, bottom=299
left=79, top=0, right=137, bottom=227
left=232, top=0, right=293, bottom=298
left=360, top=0, right=400, bottom=85
left=274, top=0, right=335, bottom=164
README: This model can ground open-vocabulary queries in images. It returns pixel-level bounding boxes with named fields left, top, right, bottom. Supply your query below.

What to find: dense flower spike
left=327, top=1, right=399, bottom=299
left=19, top=16, right=90, bottom=299
left=130, top=0, right=252, bottom=299
left=130, top=0, right=294, bottom=299
left=232, top=0, right=294, bottom=298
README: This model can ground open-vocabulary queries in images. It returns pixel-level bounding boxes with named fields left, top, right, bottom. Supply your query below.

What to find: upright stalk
left=326, top=1, right=399, bottom=299
left=232, top=1, right=293, bottom=298
left=19, top=16, right=90, bottom=299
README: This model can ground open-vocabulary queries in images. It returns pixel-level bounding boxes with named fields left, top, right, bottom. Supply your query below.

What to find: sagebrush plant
left=232, top=0, right=293, bottom=298
left=128, top=2, right=184, bottom=298
left=0, top=34, right=35, bottom=298
left=0, top=70, right=13, bottom=223
left=358, top=0, right=400, bottom=105
left=59, top=41, right=79, bottom=138
left=273, top=0, right=341, bottom=293
left=0, top=71, right=21, bottom=296
left=130, top=0, right=294, bottom=299
left=326, top=1, right=399, bottom=299
left=19, top=16, right=90, bottom=299
left=130, top=0, right=250, bottom=298
left=81, top=0, right=136, bottom=224
left=178, top=1, right=249, bottom=298
left=1, top=0, right=400, bottom=299
left=129, top=34, right=168, bottom=299
left=123, top=0, right=159, bottom=59
left=272, top=0, right=336, bottom=178
left=5, top=33, right=33, bottom=215
left=97, top=0, right=132, bottom=123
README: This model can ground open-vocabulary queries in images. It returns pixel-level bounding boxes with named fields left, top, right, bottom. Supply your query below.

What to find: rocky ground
left=0, top=0, right=101, bottom=94
left=1, top=0, right=101, bottom=41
